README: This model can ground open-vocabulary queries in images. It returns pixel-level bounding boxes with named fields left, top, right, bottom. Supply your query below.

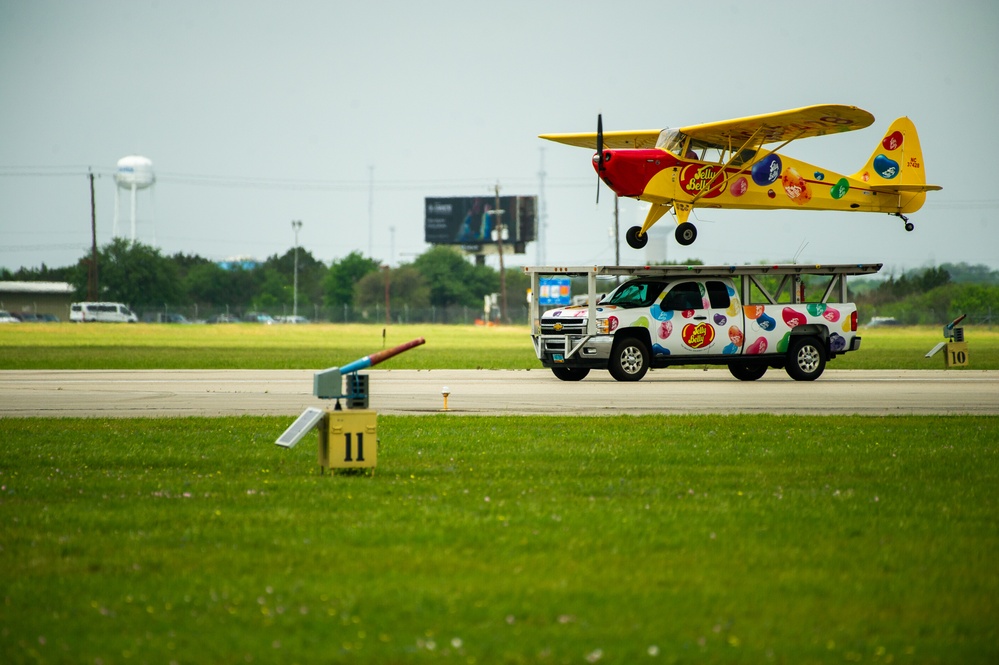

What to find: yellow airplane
left=540, top=104, right=941, bottom=248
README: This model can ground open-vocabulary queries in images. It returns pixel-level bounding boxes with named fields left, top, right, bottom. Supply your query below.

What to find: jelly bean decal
left=782, top=168, right=812, bottom=205
left=822, top=307, right=841, bottom=323
left=806, top=303, right=827, bottom=317
left=634, top=316, right=649, bottom=329
left=746, top=336, right=768, bottom=355
left=730, top=176, right=748, bottom=197
left=756, top=312, right=776, bottom=331
left=842, top=316, right=852, bottom=332
left=728, top=326, right=744, bottom=347
left=781, top=307, right=806, bottom=328
left=650, top=303, right=674, bottom=321
left=682, top=309, right=696, bottom=319
left=658, top=320, right=673, bottom=339
left=722, top=342, right=739, bottom=354
left=814, top=171, right=825, bottom=181
left=713, top=313, right=727, bottom=326
left=744, top=304, right=765, bottom=320
left=606, top=315, right=619, bottom=332
left=830, top=177, right=850, bottom=200
left=681, top=322, right=715, bottom=349
left=767, top=189, right=776, bottom=198
left=830, top=333, right=846, bottom=352
left=873, top=154, right=899, bottom=179
left=776, top=331, right=791, bottom=354
left=652, top=343, right=670, bottom=357
left=751, top=153, right=782, bottom=186
left=882, top=130, right=903, bottom=151
left=727, top=298, right=740, bottom=317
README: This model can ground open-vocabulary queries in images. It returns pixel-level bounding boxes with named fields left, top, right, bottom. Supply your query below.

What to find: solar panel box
left=313, top=367, right=343, bottom=399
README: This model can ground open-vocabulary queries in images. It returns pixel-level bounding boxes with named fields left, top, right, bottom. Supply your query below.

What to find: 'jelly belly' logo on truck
left=681, top=322, right=715, bottom=349
left=679, top=164, right=725, bottom=198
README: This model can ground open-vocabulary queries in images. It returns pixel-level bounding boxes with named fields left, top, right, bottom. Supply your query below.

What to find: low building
left=0, top=282, right=76, bottom=321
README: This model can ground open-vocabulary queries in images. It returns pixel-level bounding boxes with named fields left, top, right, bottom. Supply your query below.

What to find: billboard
left=425, top=196, right=537, bottom=252
left=538, top=277, right=571, bottom=306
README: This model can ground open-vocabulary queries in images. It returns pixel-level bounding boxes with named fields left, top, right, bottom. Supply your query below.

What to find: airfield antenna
left=112, top=155, right=155, bottom=242
left=537, top=148, right=547, bottom=265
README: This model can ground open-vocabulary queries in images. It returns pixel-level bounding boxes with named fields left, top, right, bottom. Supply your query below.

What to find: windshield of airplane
left=656, top=128, right=756, bottom=165
left=603, top=279, right=669, bottom=308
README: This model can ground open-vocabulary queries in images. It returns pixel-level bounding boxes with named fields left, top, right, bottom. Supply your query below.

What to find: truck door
left=650, top=280, right=743, bottom=357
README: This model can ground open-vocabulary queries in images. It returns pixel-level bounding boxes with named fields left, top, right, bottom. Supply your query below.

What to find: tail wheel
left=785, top=336, right=826, bottom=381
left=552, top=367, right=590, bottom=381
left=675, top=222, right=697, bottom=245
left=728, top=363, right=768, bottom=381
left=626, top=226, right=649, bottom=249
left=608, top=337, right=650, bottom=382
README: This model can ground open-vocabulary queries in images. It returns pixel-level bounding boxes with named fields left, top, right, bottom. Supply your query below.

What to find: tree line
left=3, top=242, right=997, bottom=325
left=1, top=239, right=531, bottom=322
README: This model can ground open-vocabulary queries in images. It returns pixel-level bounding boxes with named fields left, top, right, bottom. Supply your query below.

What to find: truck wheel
left=728, top=362, right=767, bottom=381
left=551, top=367, right=590, bottom=381
left=608, top=338, right=650, bottom=381
left=785, top=336, right=826, bottom=381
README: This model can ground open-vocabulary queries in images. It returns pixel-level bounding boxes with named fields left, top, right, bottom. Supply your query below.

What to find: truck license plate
left=553, top=353, right=564, bottom=364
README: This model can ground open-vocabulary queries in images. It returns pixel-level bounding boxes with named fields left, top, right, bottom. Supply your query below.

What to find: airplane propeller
left=595, top=113, right=603, bottom=204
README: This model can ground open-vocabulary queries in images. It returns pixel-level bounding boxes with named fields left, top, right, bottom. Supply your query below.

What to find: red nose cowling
left=593, top=149, right=676, bottom=198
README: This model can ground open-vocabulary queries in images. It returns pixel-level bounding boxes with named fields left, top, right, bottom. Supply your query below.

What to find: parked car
left=278, top=315, right=309, bottom=324
left=0, top=310, right=20, bottom=323
left=69, top=302, right=138, bottom=323
left=11, top=312, right=42, bottom=322
left=242, top=312, right=275, bottom=324
left=208, top=314, right=240, bottom=323
left=142, top=312, right=190, bottom=323
left=37, top=313, right=60, bottom=322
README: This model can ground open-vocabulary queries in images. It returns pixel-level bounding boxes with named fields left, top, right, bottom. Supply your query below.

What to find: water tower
left=113, top=155, right=155, bottom=241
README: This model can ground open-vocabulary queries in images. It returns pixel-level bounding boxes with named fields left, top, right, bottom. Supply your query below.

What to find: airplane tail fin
left=851, top=117, right=941, bottom=211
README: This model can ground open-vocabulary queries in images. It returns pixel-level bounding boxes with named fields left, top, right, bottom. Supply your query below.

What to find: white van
left=69, top=302, right=138, bottom=323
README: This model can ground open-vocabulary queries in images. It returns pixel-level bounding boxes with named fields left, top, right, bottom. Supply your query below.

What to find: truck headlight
left=596, top=318, right=610, bottom=334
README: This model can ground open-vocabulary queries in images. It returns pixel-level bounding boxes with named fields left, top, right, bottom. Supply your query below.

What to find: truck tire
left=608, top=337, right=650, bottom=381
left=785, top=336, right=826, bottom=381
left=728, top=362, right=768, bottom=381
left=551, top=367, right=590, bottom=381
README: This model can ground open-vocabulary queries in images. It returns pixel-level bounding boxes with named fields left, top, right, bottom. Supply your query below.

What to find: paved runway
left=2, top=368, right=997, bottom=417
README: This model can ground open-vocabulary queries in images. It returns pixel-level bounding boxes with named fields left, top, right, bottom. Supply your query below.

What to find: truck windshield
left=604, top=280, right=668, bottom=308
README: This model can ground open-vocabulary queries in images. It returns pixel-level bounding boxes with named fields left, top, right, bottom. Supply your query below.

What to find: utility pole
left=88, top=169, right=98, bottom=301
left=493, top=182, right=508, bottom=323
left=291, top=220, right=302, bottom=318
left=614, top=195, right=621, bottom=267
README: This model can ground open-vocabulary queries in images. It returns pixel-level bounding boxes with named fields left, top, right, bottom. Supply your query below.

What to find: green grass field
left=1, top=323, right=997, bottom=370
left=2, top=324, right=997, bottom=662
left=2, top=415, right=997, bottom=664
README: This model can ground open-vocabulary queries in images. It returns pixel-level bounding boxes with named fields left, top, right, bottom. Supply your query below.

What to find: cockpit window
left=604, top=279, right=668, bottom=308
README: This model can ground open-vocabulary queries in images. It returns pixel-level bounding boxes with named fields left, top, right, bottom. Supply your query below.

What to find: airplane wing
left=539, top=129, right=662, bottom=150
left=680, top=104, right=875, bottom=147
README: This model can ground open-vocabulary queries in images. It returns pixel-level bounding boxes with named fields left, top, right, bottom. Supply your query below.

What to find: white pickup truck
left=525, top=263, right=882, bottom=382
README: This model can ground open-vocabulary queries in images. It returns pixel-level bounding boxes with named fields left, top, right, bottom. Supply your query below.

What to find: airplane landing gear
left=626, top=226, right=649, bottom=249
left=675, top=222, right=697, bottom=246
left=893, top=212, right=915, bottom=232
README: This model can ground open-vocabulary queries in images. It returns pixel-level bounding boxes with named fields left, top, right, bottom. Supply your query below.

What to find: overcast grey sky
left=1, top=0, right=996, bottom=276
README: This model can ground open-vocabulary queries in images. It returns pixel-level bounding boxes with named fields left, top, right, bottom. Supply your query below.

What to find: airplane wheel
left=551, top=366, right=590, bottom=381
left=675, top=222, right=697, bottom=245
left=626, top=226, right=649, bottom=249
left=905, top=222, right=915, bottom=232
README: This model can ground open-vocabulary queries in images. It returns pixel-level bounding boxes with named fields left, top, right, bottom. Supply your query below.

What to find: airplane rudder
left=856, top=116, right=925, bottom=185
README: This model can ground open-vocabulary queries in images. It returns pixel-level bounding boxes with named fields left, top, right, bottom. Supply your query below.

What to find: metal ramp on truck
left=524, top=263, right=883, bottom=340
